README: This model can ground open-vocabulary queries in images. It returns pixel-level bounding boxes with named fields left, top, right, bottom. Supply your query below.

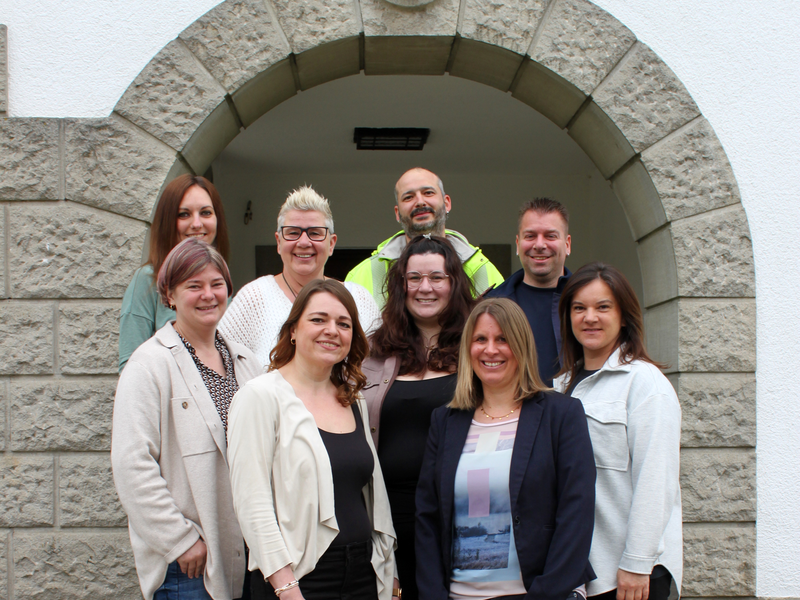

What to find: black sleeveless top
left=318, top=403, right=374, bottom=546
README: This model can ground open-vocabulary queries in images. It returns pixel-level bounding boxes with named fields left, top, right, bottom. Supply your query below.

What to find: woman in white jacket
left=112, top=239, right=262, bottom=600
left=553, top=263, right=682, bottom=600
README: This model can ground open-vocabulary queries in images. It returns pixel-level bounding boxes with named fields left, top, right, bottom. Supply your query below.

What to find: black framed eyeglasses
left=279, top=226, right=330, bottom=241
left=404, top=271, right=450, bottom=289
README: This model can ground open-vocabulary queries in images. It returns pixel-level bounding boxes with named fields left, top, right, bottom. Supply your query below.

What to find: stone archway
left=0, top=0, right=755, bottom=596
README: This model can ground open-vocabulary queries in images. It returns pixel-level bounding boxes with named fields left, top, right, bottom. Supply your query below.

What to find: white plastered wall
left=1, top=0, right=798, bottom=593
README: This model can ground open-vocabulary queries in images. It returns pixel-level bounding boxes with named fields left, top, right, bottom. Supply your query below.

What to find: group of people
left=111, top=168, right=682, bottom=600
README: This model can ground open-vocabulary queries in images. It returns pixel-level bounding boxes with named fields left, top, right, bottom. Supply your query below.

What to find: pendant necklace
left=480, top=403, right=519, bottom=420
left=281, top=273, right=298, bottom=299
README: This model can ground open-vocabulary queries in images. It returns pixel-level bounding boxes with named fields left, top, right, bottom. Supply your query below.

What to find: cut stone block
left=13, top=531, right=140, bottom=599
left=181, top=100, right=242, bottom=175
left=681, top=448, right=756, bottom=522
left=364, top=36, right=452, bottom=76
left=64, top=116, right=177, bottom=221
left=642, top=117, right=742, bottom=221
left=271, top=0, right=360, bottom=55
left=60, top=454, right=127, bottom=527
left=0, top=301, right=53, bottom=375
left=295, top=37, right=360, bottom=91
left=0, top=455, right=53, bottom=526
left=449, top=38, right=524, bottom=91
left=8, top=202, right=147, bottom=299
left=0, top=118, right=60, bottom=201
left=10, top=378, right=116, bottom=451
left=459, top=0, right=547, bottom=55
left=232, top=58, right=297, bottom=127
left=362, top=0, right=459, bottom=37
left=611, top=158, right=667, bottom=240
left=511, top=59, right=586, bottom=129
left=669, top=372, right=756, bottom=448
left=683, top=523, right=755, bottom=596
left=59, top=302, right=120, bottom=375
left=0, top=531, right=6, bottom=600
left=179, top=0, right=291, bottom=94
left=0, top=206, right=4, bottom=297
left=645, top=298, right=756, bottom=374
left=593, top=42, right=700, bottom=153
left=531, top=0, right=636, bottom=95
left=568, top=100, right=635, bottom=178
left=115, top=39, right=228, bottom=151
left=0, top=24, right=7, bottom=114
left=0, top=383, right=4, bottom=451
left=672, top=204, right=755, bottom=298
left=636, top=227, right=677, bottom=308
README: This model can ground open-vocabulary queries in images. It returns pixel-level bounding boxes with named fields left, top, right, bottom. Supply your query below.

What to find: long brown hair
left=450, top=298, right=549, bottom=410
left=370, top=236, right=475, bottom=375
left=557, top=262, right=664, bottom=388
left=147, top=175, right=230, bottom=279
left=269, top=279, right=369, bottom=406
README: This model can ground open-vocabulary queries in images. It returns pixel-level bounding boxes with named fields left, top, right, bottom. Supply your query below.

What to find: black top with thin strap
left=318, top=403, right=374, bottom=546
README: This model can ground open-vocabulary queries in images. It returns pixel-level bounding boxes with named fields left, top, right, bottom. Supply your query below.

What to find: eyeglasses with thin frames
left=279, top=226, right=330, bottom=242
left=404, top=271, right=450, bottom=289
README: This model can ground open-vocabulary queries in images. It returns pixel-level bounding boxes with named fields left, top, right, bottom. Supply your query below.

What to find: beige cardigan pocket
left=172, top=397, right=218, bottom=457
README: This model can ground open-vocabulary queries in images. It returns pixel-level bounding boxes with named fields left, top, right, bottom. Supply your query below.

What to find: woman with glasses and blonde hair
left=416, top=298, right=596, bottom=600
left=227, top=279, right=397, bottom=600
left=361, top=235, right=475, bottom=600
left=554, top=263, right=682, bottom=600
left=219, top=186, right=379, bottom=367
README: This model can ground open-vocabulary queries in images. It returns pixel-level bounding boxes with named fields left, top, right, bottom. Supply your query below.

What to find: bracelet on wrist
left=274, top=580, right=299, bottom=597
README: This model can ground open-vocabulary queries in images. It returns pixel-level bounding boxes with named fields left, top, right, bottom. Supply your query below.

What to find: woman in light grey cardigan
left=554, top=263, right=682, bottom=600
left=112, top=239, right=262, bottom=600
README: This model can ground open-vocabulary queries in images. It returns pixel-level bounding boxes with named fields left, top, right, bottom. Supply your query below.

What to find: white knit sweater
left=219, top=275, right=381, bottom=367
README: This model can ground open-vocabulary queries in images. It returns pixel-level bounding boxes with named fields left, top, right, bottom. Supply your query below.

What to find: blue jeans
left=154, top=561, right=213, bottom=600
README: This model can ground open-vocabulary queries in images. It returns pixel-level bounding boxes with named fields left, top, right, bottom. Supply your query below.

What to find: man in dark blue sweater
left=487, top=198, right=571, bottom=384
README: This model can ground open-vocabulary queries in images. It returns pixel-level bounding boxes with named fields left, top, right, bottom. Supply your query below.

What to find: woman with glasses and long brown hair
left=219, top=186, right=380, bottom=367
left=554, top=262, right=682, bottom=600
left=361, top=235, right=475, bottom=600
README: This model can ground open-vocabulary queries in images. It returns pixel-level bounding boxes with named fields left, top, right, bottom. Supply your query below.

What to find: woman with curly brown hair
left=361, top=236, right=476, bottom=600
left=227, top=279, right=398, bottom=600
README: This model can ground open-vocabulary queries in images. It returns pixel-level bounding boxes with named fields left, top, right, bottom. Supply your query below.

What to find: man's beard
left=399, top=204, right=447, bottom=236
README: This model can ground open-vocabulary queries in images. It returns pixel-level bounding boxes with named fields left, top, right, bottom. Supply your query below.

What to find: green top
left=118, top=265, right=176, bottom=372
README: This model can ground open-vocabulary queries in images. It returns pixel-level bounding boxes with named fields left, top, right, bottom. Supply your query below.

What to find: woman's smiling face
left=469, top=313, right=519, bottom=395
left=570, top=278, right=623, bottom=368
left=404, top=253, right=451, bottom=328
left=291, top=292, right=353, bottom=369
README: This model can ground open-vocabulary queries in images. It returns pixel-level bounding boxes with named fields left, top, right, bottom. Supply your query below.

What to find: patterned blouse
left=178, top=331, right=238, bottom=432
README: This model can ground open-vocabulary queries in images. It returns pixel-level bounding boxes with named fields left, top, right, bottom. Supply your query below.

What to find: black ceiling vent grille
left=353, top=128, right=430, bottom=151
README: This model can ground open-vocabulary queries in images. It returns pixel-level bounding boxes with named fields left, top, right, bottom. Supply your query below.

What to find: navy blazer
left=415, top=391, right=596, bottom=600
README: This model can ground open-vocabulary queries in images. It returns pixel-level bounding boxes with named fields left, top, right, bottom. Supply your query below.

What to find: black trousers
left=589, top=567, right=673, bottom=600
left=251, top=541, right=378, bottom=600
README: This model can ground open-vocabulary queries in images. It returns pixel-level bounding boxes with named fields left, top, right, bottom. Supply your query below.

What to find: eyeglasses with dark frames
left=279, top=226, right=330, bottom=242
left=404, top=271, right=450, bottom=289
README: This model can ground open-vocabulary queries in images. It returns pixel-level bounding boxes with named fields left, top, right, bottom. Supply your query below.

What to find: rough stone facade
left=0, top=0, right=756, bottom=597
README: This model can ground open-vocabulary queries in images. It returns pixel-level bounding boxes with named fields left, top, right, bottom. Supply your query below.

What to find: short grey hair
left=393, top=168, right=446, bottom=203
left=276, top=185, right=335, bottom=233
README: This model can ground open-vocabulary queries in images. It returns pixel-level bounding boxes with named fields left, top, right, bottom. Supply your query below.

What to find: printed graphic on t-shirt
left=452, top=421, right=522, bottom=583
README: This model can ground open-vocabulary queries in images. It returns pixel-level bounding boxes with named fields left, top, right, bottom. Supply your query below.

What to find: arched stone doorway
left=0, top=0, right=755, bottom=596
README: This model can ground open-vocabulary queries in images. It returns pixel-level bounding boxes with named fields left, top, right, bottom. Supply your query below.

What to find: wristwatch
left=392, top=587, right=402, bottom=599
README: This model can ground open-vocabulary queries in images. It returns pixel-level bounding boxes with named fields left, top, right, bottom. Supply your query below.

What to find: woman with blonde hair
left=416, top=298, right=596, bottom=600
left=228, top=279, right=397, bottom=600
left=220, top=185, right=379, bottom=366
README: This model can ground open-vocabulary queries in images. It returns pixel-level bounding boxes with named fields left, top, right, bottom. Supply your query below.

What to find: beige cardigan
left=227, top=370, right=397, bottom=600
left=112, top=324, right=263, bottom=600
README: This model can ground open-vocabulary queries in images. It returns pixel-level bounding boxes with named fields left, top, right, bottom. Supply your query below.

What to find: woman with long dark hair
left=554, top=262, right=682, bottom=600
left=227, top=279, right=397, bottom=600
left=119, top=174, right=230, bottom=371
left=361, top=235, right=475, bottom=600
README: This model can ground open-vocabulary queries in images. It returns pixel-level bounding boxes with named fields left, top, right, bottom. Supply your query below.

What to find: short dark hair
left=370, top=236, right=475, bottom=375
left=156, top=239, right=233, bottom=308
left=269, top=279, right=369, bottom=407
left=518, top=197, right=569, bottom=233
left=147, top=175, right=230, bottom=278
left=557, top=262, right=664, bottom=387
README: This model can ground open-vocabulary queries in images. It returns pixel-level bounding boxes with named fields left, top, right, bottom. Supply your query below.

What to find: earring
left=291, top=338, right=296, bottom=345
left=169, top=304, right=176, bottom=310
